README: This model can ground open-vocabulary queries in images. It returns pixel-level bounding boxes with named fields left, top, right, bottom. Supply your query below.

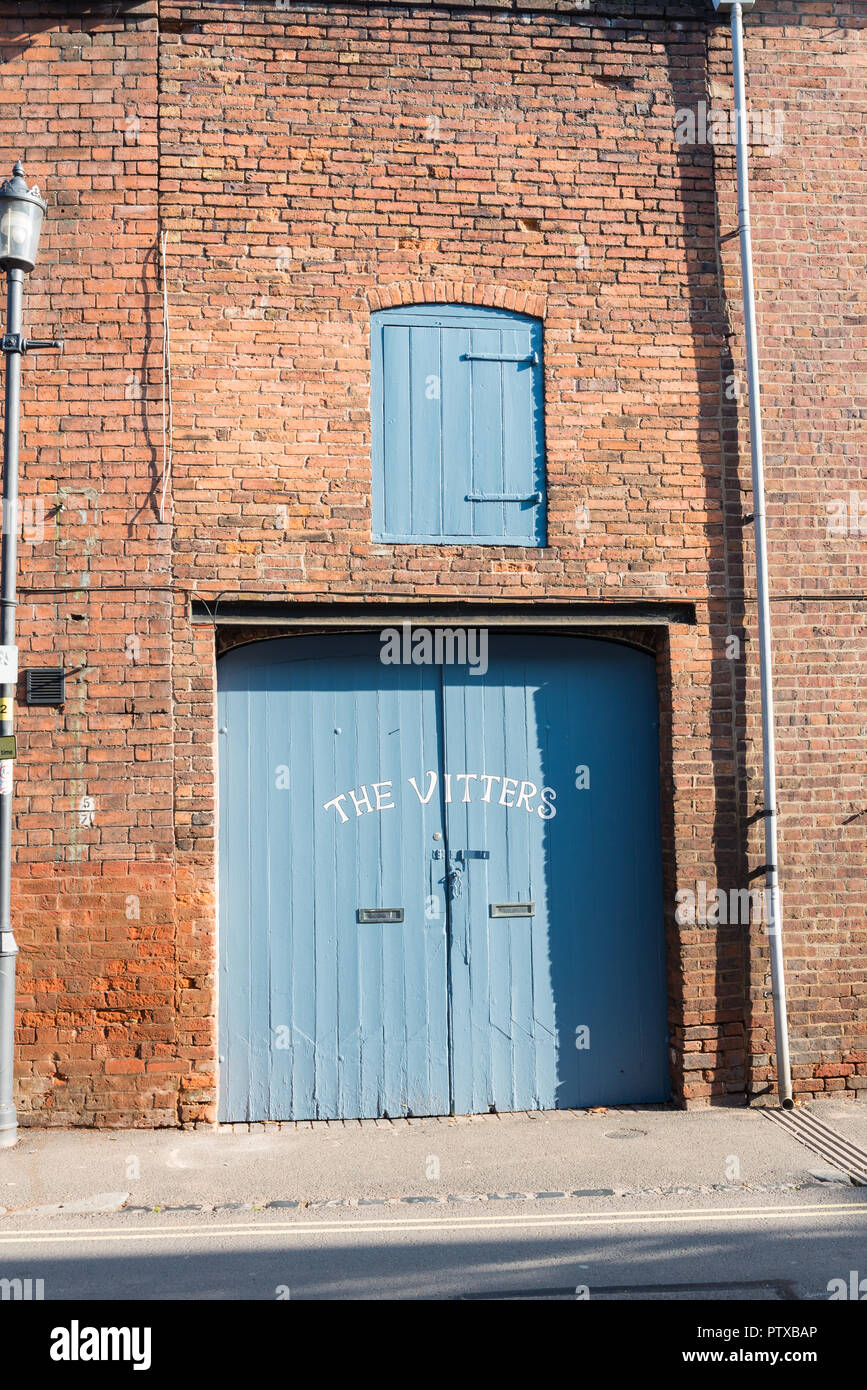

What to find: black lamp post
left=0, top=162, right=61, bottom=1148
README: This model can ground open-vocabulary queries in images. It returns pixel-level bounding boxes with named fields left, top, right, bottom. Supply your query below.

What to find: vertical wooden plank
left=296, top=680, right=324, bottom=1115
left=530, top=320, right=547, bottom=546
left=398, top=669, right=450, bottom=1114
left=217, top=677, right=252, bottom=1121
left=503, top=671, right=539, bottom=1109
left=484, top=677, right=517, bottom=1108
left=369, top=312, right=386, bottom=538
left=628, top=661, right=668, bottom=1099
left=284, top=675, right=315, bottom=1120
left=247, top=657, right=272, bottom=1120
left=442, top=664, right=496, bottom=1114
left=526, top=665, right=558, bottom=1109
left=500, top=325, right=539, bottom=546
left=380, top=323, right=412, bottom=538
left=407, top=324, right=444, bottom=539
left=374, top=678, right=403, bottom=1114
left=441, top=326, right=472, bottom=539
left=332, top=665, right=365, bottom=1118
left=441, top=668, right=470, bottom=1113
left=264, top=667, right=291, bottom=1120
left=467, top=326, right=506, bottom=539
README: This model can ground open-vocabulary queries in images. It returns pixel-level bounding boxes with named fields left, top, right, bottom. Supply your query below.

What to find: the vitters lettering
left=324, top=771, right=557, bottom=823
left=49, top=1321, right=152, bottom=1372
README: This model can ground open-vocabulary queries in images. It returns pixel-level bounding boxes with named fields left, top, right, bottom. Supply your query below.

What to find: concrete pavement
left=1, top=1099, right=865, bottom=1216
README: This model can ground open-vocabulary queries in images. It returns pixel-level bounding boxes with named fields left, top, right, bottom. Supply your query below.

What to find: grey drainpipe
left=713, top=0, right=793, bottom=1107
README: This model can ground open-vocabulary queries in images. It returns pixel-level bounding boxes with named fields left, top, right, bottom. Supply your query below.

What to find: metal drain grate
left=763, top=1106, right=867, bottom=1185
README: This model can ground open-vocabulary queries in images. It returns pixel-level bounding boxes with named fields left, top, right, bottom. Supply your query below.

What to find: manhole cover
left=604, top=1129, right=647, bottom=1140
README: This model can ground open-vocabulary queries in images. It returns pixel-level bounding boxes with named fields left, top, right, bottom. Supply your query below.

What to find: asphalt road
left=2, top=1187, right=864, bottom=1300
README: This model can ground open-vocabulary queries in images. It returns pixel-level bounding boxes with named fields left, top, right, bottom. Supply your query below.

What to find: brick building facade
left=0, top=0, right=863, bottom=1126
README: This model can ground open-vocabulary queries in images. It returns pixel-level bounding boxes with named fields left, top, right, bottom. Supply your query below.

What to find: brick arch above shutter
left=367, top=280, right=547, bottom=320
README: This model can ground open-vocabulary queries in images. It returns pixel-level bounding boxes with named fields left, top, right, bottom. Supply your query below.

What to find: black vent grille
left=25, top=668, right=65, bottom=706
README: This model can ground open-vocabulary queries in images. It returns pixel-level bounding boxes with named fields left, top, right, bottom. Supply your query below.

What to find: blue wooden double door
left=218, top=633, right=668, bottom=1121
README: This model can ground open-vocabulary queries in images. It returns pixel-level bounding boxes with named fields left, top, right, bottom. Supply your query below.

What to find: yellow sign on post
left=0, top=735, right=16, bottom=760
left=0, top=698, right=10, bottom=720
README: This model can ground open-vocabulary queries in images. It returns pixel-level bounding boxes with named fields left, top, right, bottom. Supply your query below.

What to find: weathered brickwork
left=0, top=1, right=175, bottom=1125
left=0, top=0, right=862, bottom=1124
left=708, top=2, right=866, bottom=1100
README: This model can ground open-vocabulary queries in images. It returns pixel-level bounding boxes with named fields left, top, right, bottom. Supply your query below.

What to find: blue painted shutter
left=372, top=305, right=546, bottom=545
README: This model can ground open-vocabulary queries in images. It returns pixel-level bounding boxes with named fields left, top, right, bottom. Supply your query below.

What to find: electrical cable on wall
left=159, top=229, right=173, bottom=522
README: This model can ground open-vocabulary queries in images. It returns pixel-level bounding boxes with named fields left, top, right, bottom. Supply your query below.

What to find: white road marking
left=0, top=1201, right=862, bottom=1245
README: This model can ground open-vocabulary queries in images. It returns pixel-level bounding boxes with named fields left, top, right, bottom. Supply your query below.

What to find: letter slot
left=489, top=902, right=535, bottom=918
left=357, top=908, right=405, bottom=924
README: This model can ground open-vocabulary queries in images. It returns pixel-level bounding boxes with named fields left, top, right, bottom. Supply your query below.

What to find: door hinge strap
left=460, top=351, right=538, bottom=365
left=465, top=491, right=542, bottom=504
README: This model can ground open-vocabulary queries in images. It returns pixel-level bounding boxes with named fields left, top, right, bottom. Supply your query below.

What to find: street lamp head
left=0, top=160, right=46, bottom=274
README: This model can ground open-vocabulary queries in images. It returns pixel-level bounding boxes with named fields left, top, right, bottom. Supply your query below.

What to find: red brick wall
left=0, top=0, right=175, bottom=1124
left=2, top=0, right=862, bottom=1125
left=708, top=2, right=866, bottom=1099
